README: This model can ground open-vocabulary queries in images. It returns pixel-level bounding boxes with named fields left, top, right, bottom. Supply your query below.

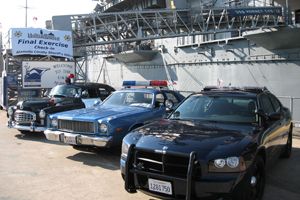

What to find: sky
left=0, top=0, right=98, bottom=34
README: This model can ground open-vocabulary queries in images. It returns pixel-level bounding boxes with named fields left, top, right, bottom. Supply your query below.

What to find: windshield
left=103, top=91, right=154, bottom=108
left=49, top=85, right=82, bottom=98
left=170, top=94, right=258, bottom=123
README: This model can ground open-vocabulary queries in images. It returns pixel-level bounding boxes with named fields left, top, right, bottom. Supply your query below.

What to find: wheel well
left=256, top=148, right=266, bottom=164
left=129, top=123, right=144, bottom=132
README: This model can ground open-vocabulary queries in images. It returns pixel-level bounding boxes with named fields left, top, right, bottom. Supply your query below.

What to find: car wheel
left=280, top=127, right=292, bottom=159
left=233, top=156, right=265, bottom=200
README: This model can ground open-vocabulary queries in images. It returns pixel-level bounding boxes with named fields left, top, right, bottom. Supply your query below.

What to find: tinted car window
left=87, top=88, right=98, bottom=98
left=260, top=94, right=275, bottom=114
left=268, top=94, right=281, bottom=112
left=99, top=88, right=110, bottom=100
left=170, top=94, right=257, bottom=123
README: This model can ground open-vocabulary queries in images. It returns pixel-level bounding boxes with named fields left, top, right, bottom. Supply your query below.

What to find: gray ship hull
left=85, top=28, right=300, bottom=122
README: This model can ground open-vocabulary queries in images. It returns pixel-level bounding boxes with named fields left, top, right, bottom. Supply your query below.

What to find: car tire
left=280, top=127, right=293, bottom=159
left=233, top=156, right=265, bottom=200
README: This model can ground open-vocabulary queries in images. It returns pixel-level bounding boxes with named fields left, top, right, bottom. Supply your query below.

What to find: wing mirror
left=268, top=112, right=282, bottom=121
left=256, top=109, right=281, bottom=121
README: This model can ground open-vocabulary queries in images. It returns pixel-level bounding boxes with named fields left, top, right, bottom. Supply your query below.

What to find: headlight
left=214, top=159, right=226, bottom=168
left=226, top=157, right=240, bottom=168
left=209, top=156, right=246, bottom=173
left=99, top=123, right=108, bottom=134
left=39, top=110, right=46, bottom=118
left=51, top=119, right=58, bottom=127
left=7, top=106, right=14, bottom=116
left=121, top=141, right=130, bottom=160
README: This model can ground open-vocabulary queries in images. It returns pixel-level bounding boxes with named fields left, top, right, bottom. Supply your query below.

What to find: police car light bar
left=122, top=80, right=168, bottom=87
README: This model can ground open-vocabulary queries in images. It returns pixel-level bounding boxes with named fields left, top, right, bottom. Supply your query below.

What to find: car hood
left=19, top=98, right=52, bottom=112
left=133, top=119, right=258, bottom=159
left=52, top=105, right=150, bottom=121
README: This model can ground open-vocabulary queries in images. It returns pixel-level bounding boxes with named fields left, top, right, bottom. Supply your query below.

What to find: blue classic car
left=44, top=81, right=185, bottom=148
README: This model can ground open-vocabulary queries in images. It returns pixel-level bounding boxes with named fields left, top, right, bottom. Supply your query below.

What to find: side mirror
left=268, top=112, right=282, bottom=121
left=256, top=109, right=281, bottom=122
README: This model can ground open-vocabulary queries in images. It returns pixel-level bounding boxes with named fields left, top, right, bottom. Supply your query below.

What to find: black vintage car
left=7, top=82, right=115, bottom=134
left=121, top=86, right=293, bottom=200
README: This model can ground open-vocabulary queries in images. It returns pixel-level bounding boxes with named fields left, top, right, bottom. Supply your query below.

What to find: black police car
left=7, top=82, right=115, bottom=134
left=121, top=86, right=293, bottom=200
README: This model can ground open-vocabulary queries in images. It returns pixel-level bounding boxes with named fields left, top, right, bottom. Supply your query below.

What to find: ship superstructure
left=51, top=0, right=300, bottom=121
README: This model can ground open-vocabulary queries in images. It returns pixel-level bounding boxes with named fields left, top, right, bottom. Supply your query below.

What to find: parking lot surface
left=1, top=110, right=300, bottom=200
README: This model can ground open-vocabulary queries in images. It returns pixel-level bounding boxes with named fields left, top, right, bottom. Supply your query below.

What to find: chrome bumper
left=44, top=130, right=113, bottom=147
left=7, top=120, right=46, bottom=132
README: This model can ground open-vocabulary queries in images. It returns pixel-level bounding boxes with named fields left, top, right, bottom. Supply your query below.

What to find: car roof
left=118, top=88, right=177, bottom=93
left=74, top=82, right=115, bottom=90
left=196, top=86, right=269, bottom=97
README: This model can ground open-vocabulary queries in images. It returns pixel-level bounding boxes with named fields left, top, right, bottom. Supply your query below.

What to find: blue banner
left=227, top=7, right=282, bottom=17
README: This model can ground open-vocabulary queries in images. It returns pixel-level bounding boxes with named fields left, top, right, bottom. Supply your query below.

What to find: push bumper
left=7, top=120, right=46, bottom=132
left=123, top=146, right=244, bottom=200
left=44, top=129, right=113, bottom=147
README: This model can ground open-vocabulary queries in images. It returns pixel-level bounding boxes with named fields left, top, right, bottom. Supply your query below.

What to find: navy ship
left=53, top=0, right=300, bottom=122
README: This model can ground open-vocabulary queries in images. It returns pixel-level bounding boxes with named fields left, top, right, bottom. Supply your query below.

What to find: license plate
left=148, top=178, right=172, bottom=195
left=64, top=135, right=77, bottom=145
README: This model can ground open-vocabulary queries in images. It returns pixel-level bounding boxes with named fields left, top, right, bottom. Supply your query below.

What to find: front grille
left=135, top=150, right=190, bottom=178
left=14, top=110, right=35, bottom=124
left=58, top=119, right=95, bottom=134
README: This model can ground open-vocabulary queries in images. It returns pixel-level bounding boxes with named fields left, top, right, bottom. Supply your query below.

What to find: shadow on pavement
left=66, top=147, right=121, bottom=171
left=265, top=145, right=300, bottom=196
left=14, top=132, right=66, bottom=145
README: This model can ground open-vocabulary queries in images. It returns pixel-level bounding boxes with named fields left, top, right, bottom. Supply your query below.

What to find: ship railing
left=71, top=5, right=285, bottom=48
left=249, top=52, right=300, bottom=61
